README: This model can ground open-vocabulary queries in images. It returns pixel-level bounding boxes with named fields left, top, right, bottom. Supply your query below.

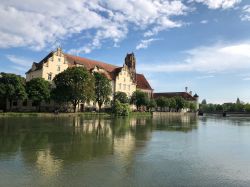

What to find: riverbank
left=203, top=112, right=250, bottom=118
left=0, top=111, right=153, bottom=118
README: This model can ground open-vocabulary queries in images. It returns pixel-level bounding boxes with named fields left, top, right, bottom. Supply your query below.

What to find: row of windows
left=118, top=83, right=130, bottom=91
left=12, top=100, right=50, bottom=107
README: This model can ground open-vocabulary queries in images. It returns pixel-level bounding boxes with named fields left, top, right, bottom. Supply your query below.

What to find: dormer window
left=58, top=58, right=61, bottom=63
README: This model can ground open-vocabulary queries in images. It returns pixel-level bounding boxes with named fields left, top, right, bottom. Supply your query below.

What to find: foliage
left=189, top=102, right=197, bottom=112
left=26, top=78, right=50, bottom=111
left=52, top=67, right=95, bottom=112
left=94, top=72, right=112, bottom=111
left=0, top=73, right=26, bottom=111
left=114, top=91, right=129, bottom=104
left=175, top=96, right=187, bottom=111
left=169, top=98, right=176, bottom=111
left=130, top=90, right=149, bottom=110
left=200, top=101, right=249, bottom=113
left=112, top=100, right=130, bottom=116
left=155, top=97, right=170, bottom=111
left=147, top=99, right=157, bottom=111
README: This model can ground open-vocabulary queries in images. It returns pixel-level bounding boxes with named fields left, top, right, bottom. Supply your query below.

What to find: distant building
left=154, top=91, right=199, bottom=112
left=15, top=48, right=153, bottom=111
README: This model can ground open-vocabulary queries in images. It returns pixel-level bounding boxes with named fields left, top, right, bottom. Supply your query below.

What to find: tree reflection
left=0, top=114, right=198, bottom=176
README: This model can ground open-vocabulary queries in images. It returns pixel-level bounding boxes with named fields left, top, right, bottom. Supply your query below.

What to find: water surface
left=0, top=115, right=250, bottom=187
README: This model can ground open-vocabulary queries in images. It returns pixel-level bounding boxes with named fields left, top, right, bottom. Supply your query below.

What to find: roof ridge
left=64, top=53, right=120, bottom=68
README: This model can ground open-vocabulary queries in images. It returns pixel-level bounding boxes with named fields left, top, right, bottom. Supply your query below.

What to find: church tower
left=125, top=53, right=136, bottom=83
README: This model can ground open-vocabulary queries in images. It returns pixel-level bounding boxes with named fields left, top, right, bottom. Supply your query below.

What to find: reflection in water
left=0, top=115, right=198, bottom=176
left=152, top=113, right=198, bottom=132
left=36, top=149, right=62, bottom=176
left=5, top=115, right=250, bottom=186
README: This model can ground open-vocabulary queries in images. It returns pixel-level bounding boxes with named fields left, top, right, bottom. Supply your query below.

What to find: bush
left=112, top=100, right=131, bottom=116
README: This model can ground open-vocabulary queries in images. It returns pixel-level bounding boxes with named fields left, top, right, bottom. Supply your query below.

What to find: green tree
left=147, top=99, right=157, bottom=112
left=169, top=98, right=176, bottom=111
left=0, top=73, right=26, bottom=111
left=156, top=97, right=170, bottom=111
left=26, top=78, right=50, bottom=111
left=94, top=72, right=112, bottom=111
left=114, top=91, right=129, bottom=104
left=112, top=100, right=130, bottom=116
left=130, top=90, right=148, bottom=111
left=175, top=96, right=186, bottom=112
left=189, top=102, right=197, bottom=112
left=52, top=67, right=95, bottom=112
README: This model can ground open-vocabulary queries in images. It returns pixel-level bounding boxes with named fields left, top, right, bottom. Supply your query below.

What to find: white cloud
left=136, top=38, right=160, bottom=50
left=6, top=55, right=31, bottom=68
left=0, top=0, right=190, bottom=54
left=190, top=0, right=241, bottom=9
left=138, top=42, right=250, bottom=73
left=243, top=77, right=250, bottom=81
left=241, top=5, right=250, bottom=21
left=200, top=20, right=208, bottom=24
left=196, top=75, right=215, bottom=79
left=5, top=54, right=33, bottom=75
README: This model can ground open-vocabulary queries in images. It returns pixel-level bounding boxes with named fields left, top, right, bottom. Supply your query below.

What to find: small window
left=124, top=78, right=126, bottom=82
left=13, top=101, right=17, bottom=106
left=119, top=83, right=121, bottom=89
left=57, top=66, right=60, bottom=71
left=32, top=101, right=36, bottom=106
left=23, top=100, right=27, bottom=106
left=123, top=84, right=126, bottom=90
left=48, top=73, right=52, bottom=81
left=58, top=58, right=61, bottom=62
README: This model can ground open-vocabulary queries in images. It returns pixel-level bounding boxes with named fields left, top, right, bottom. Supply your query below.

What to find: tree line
left=0, top=67, right=112, bottom=112
left=199, top=99, right=250, bottom=113
left=0, top=67, right=196, bottom=114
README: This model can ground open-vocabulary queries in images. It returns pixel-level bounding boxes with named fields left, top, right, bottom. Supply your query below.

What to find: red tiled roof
left=65, top=54, right=119, bottom=72
left=26, top=51, right=153, bottom=90
left=154, top=92, right=196, bottom=101
left=136, top=74, right=153, bottom=90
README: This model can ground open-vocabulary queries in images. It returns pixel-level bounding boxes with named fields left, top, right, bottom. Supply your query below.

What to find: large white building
left=23, top=48, right=153, bottom=111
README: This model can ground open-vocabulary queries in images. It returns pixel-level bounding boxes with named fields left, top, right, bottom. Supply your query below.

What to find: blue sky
left=1, top=0, right=250, bottom=103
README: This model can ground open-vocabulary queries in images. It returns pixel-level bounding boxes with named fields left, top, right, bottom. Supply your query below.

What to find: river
left=0, top=114, right=250, bottom=186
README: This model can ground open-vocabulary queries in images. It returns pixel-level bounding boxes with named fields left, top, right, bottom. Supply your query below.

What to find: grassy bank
left=0, top=112, right=111, bottom=118
left=0, top=111, right=153, bottom=118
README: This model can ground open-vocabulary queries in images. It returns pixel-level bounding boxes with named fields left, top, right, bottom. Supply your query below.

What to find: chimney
left=189, top=91, right=192, bottom=95
left=185, top=86, right=188, bottom=93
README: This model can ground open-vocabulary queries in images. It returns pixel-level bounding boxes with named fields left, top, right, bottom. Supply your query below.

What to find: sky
left=0, top=0, right=250, bottom=104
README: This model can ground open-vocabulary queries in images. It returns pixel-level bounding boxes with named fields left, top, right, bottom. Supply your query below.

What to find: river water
left=0, top=115, right=250, bottom=187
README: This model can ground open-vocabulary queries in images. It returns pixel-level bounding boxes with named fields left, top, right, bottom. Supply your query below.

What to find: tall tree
left=52, top=67, right=95, bottom=112
left=156, top=97, right=167, bottom=111
left=175, top=96, right=186, bottom=112
left=147, top=99, right=157, bottom=112
left=26, top=78, right=50, bottom=111
left=130, top=90, right=148, bottom=110
left=169, top=98, right=176, bottom=112
left=94, top=72, right=112, bottom=111
left=114, top=91, right=129, bottom=104
left=0, top=73, right=26, bottom=111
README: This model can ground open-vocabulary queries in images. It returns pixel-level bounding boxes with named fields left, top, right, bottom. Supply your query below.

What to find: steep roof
left=136, top=74, right=153, bottom=90
left=25, top=52, right=53, bottom=74
left=154, top=92, right=197, bottom=101
left=65, top=54, right=119, bottom=72
left=26, top=51, right=153, bottom=91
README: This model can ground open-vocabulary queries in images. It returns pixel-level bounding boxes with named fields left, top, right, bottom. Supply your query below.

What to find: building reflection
left=0, top=114, right=198, bottom=177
